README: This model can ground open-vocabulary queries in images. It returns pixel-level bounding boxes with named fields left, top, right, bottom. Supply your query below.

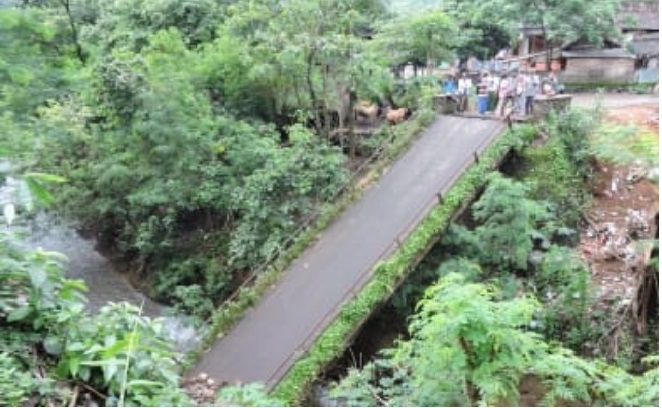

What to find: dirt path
left=188, top=116, right=505, bottom=389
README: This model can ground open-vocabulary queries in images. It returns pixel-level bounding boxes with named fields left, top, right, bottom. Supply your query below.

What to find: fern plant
left=443, top=173, right=554, bottom=273
left=333, top=271, right=545, bottom=406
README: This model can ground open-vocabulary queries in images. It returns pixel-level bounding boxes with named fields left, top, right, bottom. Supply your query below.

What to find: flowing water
left=1, top=165, right=198, bottom=352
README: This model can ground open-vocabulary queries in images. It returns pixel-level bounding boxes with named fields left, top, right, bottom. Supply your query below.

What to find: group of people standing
left=441, top=70, right=562, bottom=117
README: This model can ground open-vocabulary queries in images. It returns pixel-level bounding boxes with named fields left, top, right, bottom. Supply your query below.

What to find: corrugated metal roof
left=561, top=48, right=636, bottom=59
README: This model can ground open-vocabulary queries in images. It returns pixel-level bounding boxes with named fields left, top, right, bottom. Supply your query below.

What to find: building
left=618, top=1, right=659, bottom=83
left=515, top=24, right=562, bottom=72
left=559, top=42, right=636, bottom=83
left=514, top=2, right=658, bottom=84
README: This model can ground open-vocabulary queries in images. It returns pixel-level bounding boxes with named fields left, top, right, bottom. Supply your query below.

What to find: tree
left=82, top=0, right=222, bottom=52
left=27, top=27, right=351, bottom=317
left=211, top=0, right=392, bottom=151
left=445, top=0, right=622, bottom=69
left=0, top=8, right=80, bottom=118
left=371, top=10, right=460, bottom=75
left=516, top=0, right=622, bottom=69
left=442, top=0, right=514, bottom=61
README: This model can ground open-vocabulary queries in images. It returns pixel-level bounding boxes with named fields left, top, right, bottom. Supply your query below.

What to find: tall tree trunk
left=306, top=48, right=323, bottom=136
left=322, top=64, right=331, bottom=137
left=540, top=23, right=551, bottom=72
left=58, top=0, right=85, bottom=64
left=347, top=89, right=357, bottom=159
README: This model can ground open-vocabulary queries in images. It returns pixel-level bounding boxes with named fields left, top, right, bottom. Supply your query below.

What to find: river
left=1, top=167, right=198, bottom=353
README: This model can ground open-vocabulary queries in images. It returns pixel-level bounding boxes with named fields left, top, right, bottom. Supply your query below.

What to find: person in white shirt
left=458, top=72, right=472, bottom=112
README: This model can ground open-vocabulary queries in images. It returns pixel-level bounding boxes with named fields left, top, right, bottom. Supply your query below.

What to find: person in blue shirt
left=442, top=75, right=458, bottom=95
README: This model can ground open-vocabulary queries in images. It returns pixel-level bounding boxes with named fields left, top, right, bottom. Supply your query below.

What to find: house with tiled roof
left=514, top=1, right=658, bottom=84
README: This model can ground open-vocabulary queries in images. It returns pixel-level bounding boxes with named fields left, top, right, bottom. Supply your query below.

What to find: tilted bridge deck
left=191, top=115, right=506, bottom=388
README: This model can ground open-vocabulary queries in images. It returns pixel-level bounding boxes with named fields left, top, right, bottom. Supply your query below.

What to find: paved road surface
left=191, top=116, right=506, bottom=388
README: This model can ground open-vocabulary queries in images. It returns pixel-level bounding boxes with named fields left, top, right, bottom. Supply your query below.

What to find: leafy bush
left=0, top=352, right=56, bottom=406
left=331, top=272, right=659, bottom=407
left=515, top=108, right=598, bottom=232
left=331, top=273, right=570, bottom=406
left=30, top=30, right=349, bottom=317
left=1, top=229, right=191, bottom=406
left=530, top=245, right=592, bottom=349
left=520, top=136, right=589, bottom=229
left=442, top=173, right=554, bottom=273
left=543, top=108, right=596, bottom=181
left=216, top=383, right=284, bottom=407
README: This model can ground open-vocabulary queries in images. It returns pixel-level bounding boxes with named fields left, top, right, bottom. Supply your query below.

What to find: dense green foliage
left=0, top=226, right=191, bottom=406
left=331, top=273, right=658, bottom=407
left=0, top=0, right=468, bottom=322
left=329, top=109, right=658, bottom=407
left=2, top=0, right=467, bottom=404
left=440, top=171, right=594, bottom=349
left=2, top=0, right=656, bottom=406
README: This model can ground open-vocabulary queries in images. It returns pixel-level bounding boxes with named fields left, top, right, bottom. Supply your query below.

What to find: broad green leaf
left=7, top=306, right=31, bottom=322
left=102, top=360, right=120, bottom=384
left=43, top=335, right=63, bottom=355
left=69, top=356, right=81, bottom=376
left=102, top=337, right=130, bottom=359
left=24, top=177, right=53, bottom=206
left=28, top=267, right=47, bottom=288
left=67, top=342, right=86, bottom=352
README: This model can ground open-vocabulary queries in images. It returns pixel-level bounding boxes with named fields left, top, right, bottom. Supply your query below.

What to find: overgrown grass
left=183, top=108, right=437, bottom=369
left=271, top=125, right=531, bottom=404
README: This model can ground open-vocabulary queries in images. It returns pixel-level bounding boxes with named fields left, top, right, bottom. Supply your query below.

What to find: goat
left=385, top=107, right=409, bottom=125
left=354, top=101, right=380, bottom=124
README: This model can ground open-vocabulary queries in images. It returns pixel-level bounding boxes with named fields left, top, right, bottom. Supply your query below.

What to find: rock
left=626, top=166, right=646, bottom=184
left=528, top=250, right=544, bottom=266
left=206, top=378, right=215, bottom=386
left=198, top=372, right=208, bottom=381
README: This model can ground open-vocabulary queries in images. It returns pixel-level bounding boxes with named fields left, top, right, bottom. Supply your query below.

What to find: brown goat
left=355, top=102, right=379, bottom=124
left=385, top=107, right=408, bottom=125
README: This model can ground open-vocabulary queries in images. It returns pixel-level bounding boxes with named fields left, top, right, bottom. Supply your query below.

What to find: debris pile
left=183, top=372, right=221, bottom=405
left=580, top=164, right=658, bottom=308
